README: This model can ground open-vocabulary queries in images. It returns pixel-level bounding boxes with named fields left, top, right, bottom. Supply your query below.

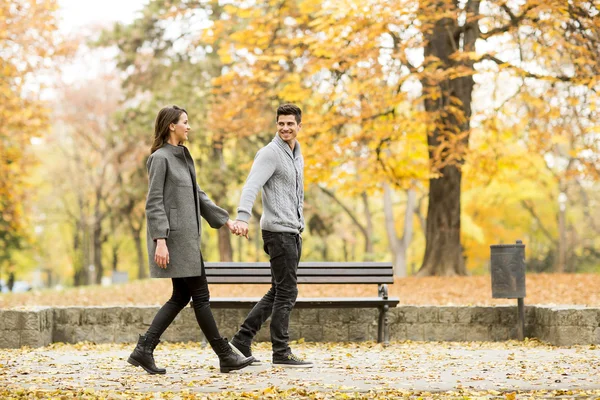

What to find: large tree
left=208, top=0, right=599, bottom=275
left=52, top=74, right=143, bottom=284
left=100, top=0, right=264, bottom=261
left=0, top=0, right=62, bottom=273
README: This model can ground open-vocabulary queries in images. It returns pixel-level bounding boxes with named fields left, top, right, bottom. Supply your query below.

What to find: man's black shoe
left=230, top=337, right=262, bottom=365
left=272, top=353, right=314, bottom=368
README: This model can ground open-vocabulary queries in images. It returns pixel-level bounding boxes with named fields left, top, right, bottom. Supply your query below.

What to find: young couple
left=127, top=104, right=313, bottom=375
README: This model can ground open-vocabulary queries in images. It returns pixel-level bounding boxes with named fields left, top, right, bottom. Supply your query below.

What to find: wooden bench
left=203, top=261, right=399, bottom=344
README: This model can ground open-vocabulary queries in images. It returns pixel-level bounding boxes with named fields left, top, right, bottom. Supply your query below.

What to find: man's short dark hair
left=276, top=104, right=302, bottom=124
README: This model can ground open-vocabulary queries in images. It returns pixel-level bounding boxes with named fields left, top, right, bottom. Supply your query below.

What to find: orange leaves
left=0, top=1, right=62, bottom=265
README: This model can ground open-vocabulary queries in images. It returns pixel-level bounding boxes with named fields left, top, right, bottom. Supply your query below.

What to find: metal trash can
left=490, top=240, right=526, bottom=340
left=490, top=240, right=526, bottom=299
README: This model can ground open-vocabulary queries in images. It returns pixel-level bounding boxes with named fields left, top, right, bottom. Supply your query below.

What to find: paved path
left=1, top=340, right=599, bottom=398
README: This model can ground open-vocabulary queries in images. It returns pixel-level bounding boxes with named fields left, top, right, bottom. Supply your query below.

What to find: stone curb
left=1, top=305, right=598, bottom=348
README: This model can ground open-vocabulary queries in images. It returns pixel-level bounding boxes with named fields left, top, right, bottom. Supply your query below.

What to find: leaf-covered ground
left=1, top=273, right=599, bottom=309
left=1, top=340, right=599, bottom=399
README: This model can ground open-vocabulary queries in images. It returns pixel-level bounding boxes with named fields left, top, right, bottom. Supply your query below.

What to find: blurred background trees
left=1, top=0, right=598, bottom=288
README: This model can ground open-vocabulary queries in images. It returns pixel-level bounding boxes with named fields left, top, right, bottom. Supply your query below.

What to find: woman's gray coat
left=145, top=143, right=228, bottom=278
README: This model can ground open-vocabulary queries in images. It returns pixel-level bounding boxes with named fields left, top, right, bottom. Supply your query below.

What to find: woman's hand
left=225, top=219, right=237, bottom=234
left=155, top=239, right=169, bottom=269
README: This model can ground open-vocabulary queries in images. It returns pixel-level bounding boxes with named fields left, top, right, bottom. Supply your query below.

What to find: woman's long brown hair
left=150, top=105, right=187, bottom=154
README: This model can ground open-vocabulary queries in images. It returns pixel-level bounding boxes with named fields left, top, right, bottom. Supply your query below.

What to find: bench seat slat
left=205, top=262, right=393, bottom=269
left=208, top=297, right=400, bottom=308
left=205, top=268, right=393, bottom=276
left=207, top=276, right=394, bottom=284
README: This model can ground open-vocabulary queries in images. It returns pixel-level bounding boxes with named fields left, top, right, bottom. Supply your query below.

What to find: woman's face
left=169, top=112, right=190, bottom=144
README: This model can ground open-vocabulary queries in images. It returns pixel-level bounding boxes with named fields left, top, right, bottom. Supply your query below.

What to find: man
left=230, top=104, right=313, bottom=368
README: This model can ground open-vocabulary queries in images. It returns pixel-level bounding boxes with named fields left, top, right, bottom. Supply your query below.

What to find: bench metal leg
left=377, top=305, right=390, bottom=345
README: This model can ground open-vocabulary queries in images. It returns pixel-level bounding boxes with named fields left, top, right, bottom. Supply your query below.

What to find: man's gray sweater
left=236, top=134, right=305, bottom=233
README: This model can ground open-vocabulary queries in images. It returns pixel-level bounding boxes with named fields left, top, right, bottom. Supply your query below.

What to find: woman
left=127, top=105, right=253, bottom=374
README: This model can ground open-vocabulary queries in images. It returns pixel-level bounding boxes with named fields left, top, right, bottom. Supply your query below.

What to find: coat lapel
left=182, top=146, right=201, bottom=233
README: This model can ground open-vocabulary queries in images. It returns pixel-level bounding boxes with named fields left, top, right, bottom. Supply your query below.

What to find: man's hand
left=155, top=239, right=169, bottom=269
left=233, top=220, right=249, bottom=239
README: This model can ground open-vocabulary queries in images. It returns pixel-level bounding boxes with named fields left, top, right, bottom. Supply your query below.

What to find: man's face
left=277, top=114, right=301, bottom=145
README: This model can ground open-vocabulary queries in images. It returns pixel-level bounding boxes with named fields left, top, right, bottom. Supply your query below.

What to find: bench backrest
left=204, top=262, right=394, bottom=284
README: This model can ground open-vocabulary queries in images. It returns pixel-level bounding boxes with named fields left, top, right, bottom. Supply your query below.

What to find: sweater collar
left=273, top=134, right=300, bottom=159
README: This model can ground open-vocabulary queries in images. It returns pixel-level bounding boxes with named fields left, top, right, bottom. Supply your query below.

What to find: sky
left=47, top=0, right=148, bottom=90
left=57, top=0, right=145, bottom=34
left=30, top=0, right=147, bottom=141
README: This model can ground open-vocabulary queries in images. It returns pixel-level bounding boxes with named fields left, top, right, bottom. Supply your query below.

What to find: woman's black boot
left=127, top=334, right=166, bottom=375
left=209, top=338, right=254, bottom=373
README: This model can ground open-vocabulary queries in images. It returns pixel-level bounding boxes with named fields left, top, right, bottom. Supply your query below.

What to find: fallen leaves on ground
left=1, top=388, right=600, bottom=399
left=1, top=273, right=599, bottom=309
left=0, top=341, right=599, bottom=399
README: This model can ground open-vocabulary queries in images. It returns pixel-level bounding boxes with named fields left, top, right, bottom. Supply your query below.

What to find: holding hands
left=225, top=219, right=249, bottom=239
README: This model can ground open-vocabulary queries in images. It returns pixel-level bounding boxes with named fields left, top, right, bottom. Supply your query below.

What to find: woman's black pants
left=145, top=264, right=221, bottom=342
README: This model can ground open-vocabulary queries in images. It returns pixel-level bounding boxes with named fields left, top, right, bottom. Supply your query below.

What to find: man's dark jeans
left=235, top=230, right=302, bottom=357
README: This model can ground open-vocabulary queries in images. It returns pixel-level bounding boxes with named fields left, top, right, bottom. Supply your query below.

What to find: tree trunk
left=111, top=243, right=119, bottom=271
left=72, top=224, right=85, bottom=286
left=75, top=194, right=90, bottom=286
left=361, top=192, right=374, bottom=258
left=132, top=226, right=146, bottom=279
left=254, top=217, right=261, bottom=262
left=210, top=145, right=234, bottom=262
left=321, top=240, right=328, bottom=260
left=417, top=0, right=479, bottom=276
left=418, top=166, right=467, bottom=276
left=93, top=221, right=104, bottom=284
left=127, top=210, right=147, bottom=279
left=383, top=183, right=416, bottom=277
left=556, top=189, right=567, bottom=273
left=218, top=226, right=233, bottom=261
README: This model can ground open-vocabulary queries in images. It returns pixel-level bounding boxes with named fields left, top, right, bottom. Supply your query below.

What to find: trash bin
left=490, top=240, right=526, bottom=299
left=490, top=240, right=526, bottom=340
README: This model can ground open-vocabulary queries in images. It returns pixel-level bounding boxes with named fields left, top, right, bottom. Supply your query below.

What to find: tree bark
left=321, top=241, right=328, bottom=260
left=417, top=0, right=479, bottom=276
left=92, top=222, right=103, bottom=284
left=111, top=243, right=119, bottom=271
left=211, top=146, right=234, bottom=261
left=218, top=226, right=233, bottom=262
left=72, top=224, right=85, bottom=287
left=418, top=166, right=467, bottom=276
left=125, top=209, right=147, bottom=279
left=92, top=194, right=104, bottom=284
left=132, top=225, right=146, bottom=279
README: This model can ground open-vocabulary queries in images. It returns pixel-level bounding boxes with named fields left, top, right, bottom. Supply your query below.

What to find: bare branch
left=480, top=54, right=574, bottom=83
left=575, top=179, right=600, bottom=234
left=389, top=30, right=418, bottom=74
left=480, top=3, right=539, bottom=40
left=318, top=185, right=368, bottom=240
left=520, top=200, right=556, bottom=243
